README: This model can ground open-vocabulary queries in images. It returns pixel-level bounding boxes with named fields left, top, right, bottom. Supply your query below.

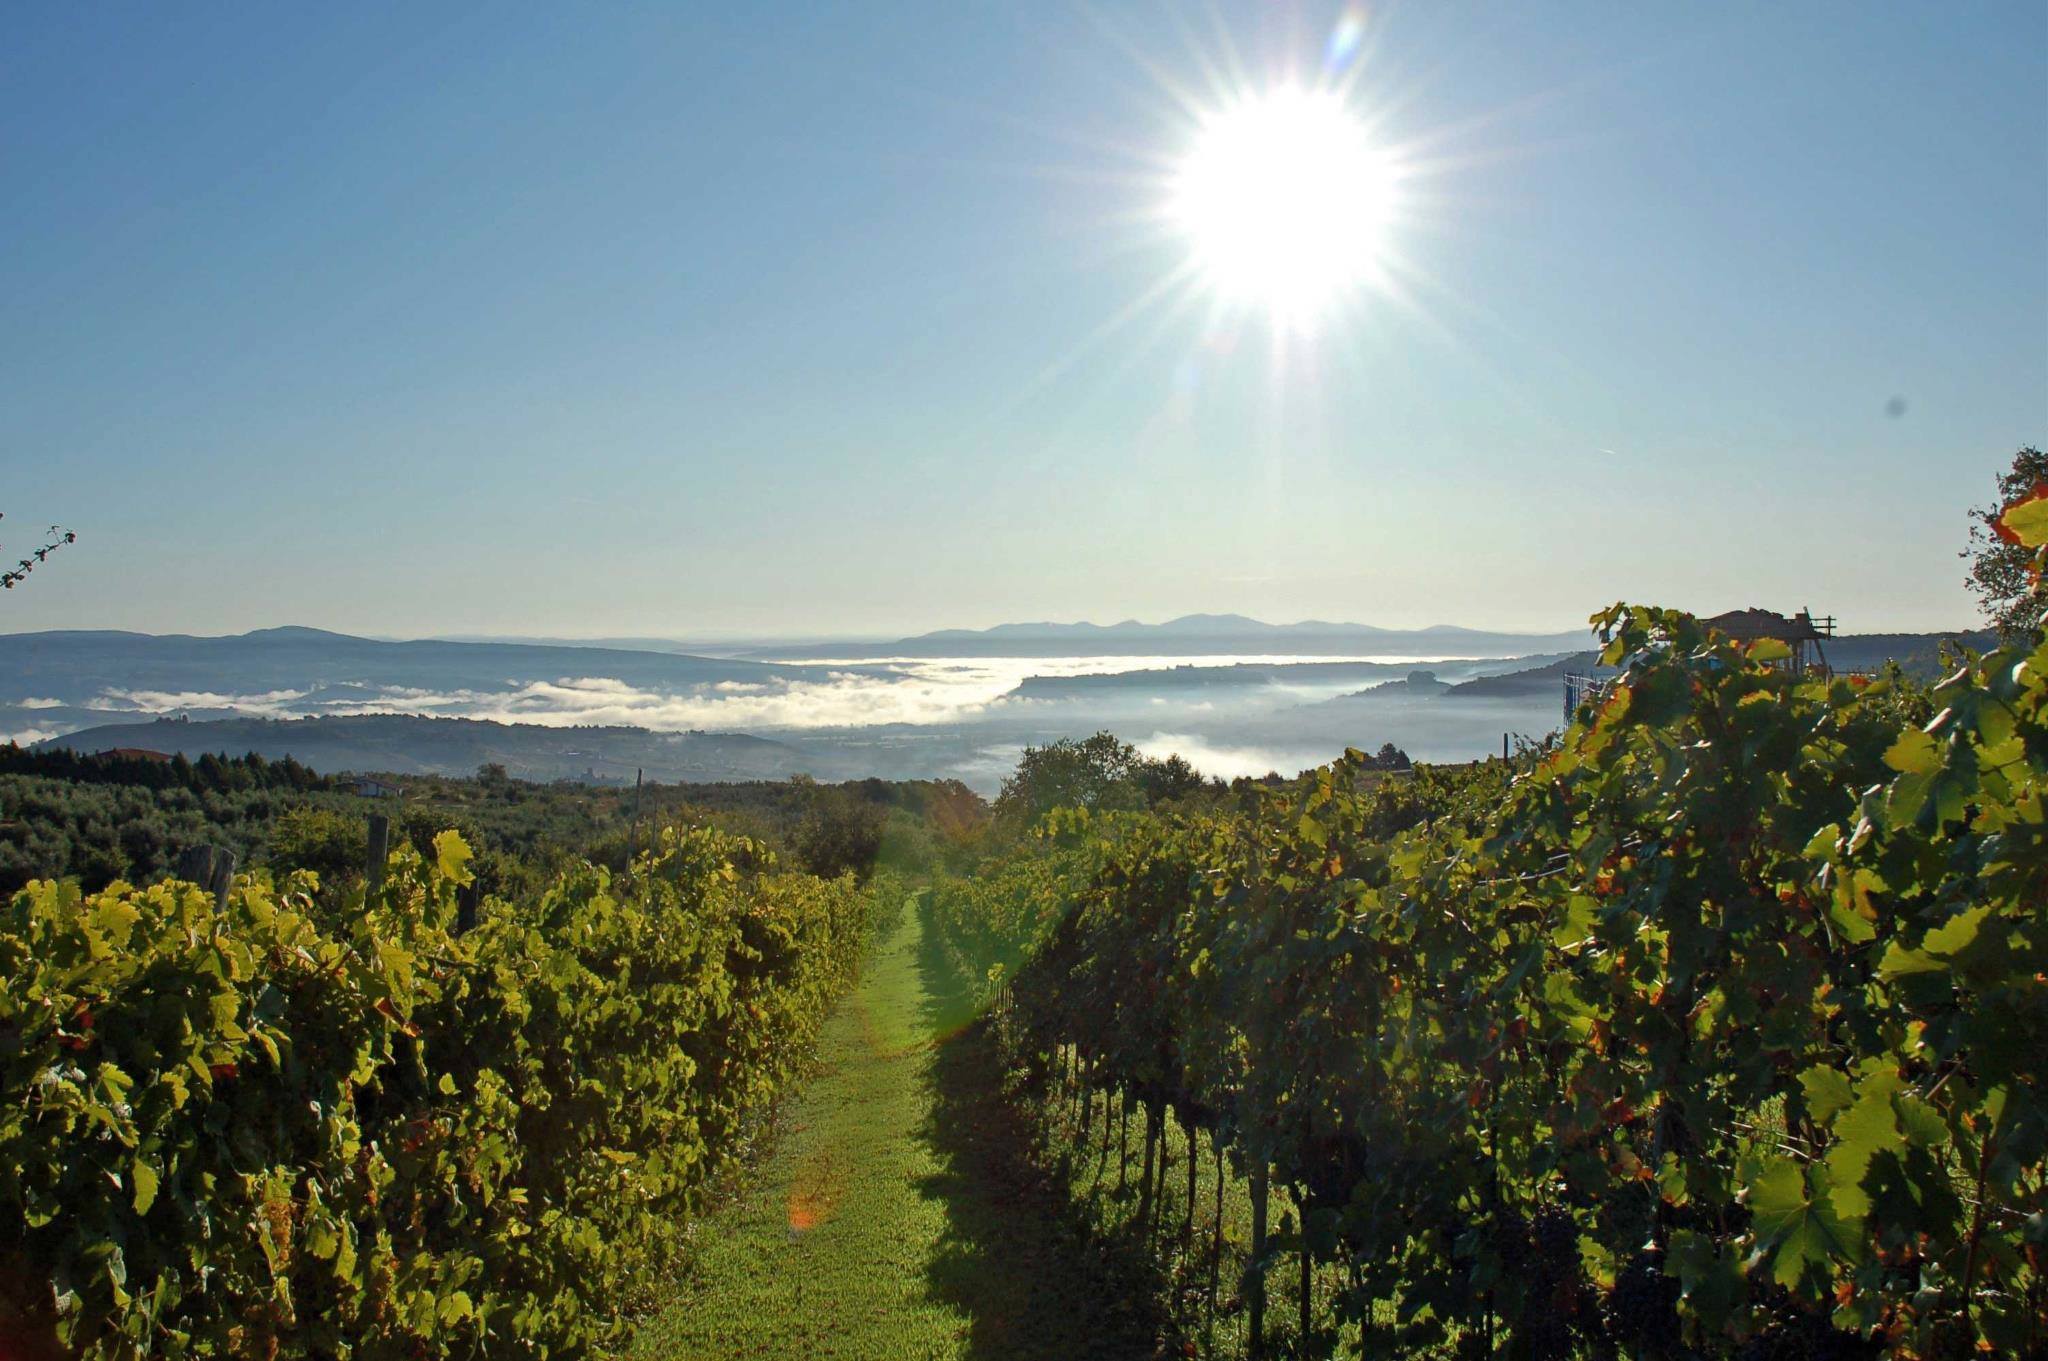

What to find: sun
left=1168, top=86, right=1398, bottom=323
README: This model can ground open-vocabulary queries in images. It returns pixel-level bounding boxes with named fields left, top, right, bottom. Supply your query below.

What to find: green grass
left=630, top=897, right=1170, bottom=1360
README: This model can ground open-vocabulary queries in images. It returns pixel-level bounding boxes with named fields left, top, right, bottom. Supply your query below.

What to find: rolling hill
left=38, top=713, right=832, bottom=784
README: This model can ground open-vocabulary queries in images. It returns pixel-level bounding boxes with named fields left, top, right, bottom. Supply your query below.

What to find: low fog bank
left=22, top=648, right=1571, bottom=793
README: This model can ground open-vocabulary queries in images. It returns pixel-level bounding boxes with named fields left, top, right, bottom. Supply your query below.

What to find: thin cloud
left=92, top=688, right=312, bottom=717
left=2, top=727, right=60, bottom=746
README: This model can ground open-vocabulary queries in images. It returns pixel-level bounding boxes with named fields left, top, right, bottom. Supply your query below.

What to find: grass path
left=632, top=899, right=1166, bottom=1360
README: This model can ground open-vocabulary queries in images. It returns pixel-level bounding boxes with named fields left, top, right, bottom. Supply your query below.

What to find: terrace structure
left=1563, top=606, right=1836, bottom=722
left=1701, top=606, right=1836, bottom=675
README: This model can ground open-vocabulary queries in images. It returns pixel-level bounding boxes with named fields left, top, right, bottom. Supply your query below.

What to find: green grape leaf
left=1746, top=1158, right=1862, bottom=1289
left=1882, top=728, right=1937, bottom=775
left=1893, top=1093, right=1949, bottom=1149
left=1884, top=770, right=1934, bottom=829
left=130, top=1159, right=159, bottom=1217
left=1798, top=1066, right=1853, bottom=1124
left=1876, top=941, right=1943, bottom=979
left=1666, top=1229, right=1743, bottom=1330
left=1921, top=905, right=1990, bottom=958
left=1825, top=1073, right=1904, bottom=1219
left=1550, top=893, right=1596, bottom=948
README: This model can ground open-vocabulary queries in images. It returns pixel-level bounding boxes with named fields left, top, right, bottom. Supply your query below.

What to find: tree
left=1132, top=751, right=1211, bottom=806
left=790, top=786, right=889, bottom=880
left=268, top=805, right=369, bottom=885
left=992, top=732, right=1150, bottom=830
left=1963, top=446, right=2048, bottom=640
left=992, top=732, right=1220, bottom=831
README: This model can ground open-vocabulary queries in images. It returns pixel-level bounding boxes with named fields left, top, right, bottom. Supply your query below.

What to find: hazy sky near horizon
left=5, top=3, right=2043, bottom=640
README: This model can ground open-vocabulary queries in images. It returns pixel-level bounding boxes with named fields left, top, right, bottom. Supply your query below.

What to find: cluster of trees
left=0, top=744, right=331, bottom=794
left=0, top=776, right=306, bottom=895
left=0, top=744, right=992, bottom=898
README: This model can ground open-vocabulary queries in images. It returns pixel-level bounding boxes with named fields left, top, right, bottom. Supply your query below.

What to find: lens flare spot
left=786, top=1146, right=848, bottom=1238
left=1325, top=5, right=1368, bottom=74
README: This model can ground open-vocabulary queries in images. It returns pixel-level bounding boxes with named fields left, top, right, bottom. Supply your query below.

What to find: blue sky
left=4, top=2, right=2043, bottom=638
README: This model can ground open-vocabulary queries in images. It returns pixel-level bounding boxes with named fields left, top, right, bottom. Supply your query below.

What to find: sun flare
left=1169, top=86, right=1397, bottom=323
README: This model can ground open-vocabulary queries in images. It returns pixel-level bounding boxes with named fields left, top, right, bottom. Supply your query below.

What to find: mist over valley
left=4, top=616, right=1978, bottom=789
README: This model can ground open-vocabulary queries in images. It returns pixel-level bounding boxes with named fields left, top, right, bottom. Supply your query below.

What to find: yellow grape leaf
left=433, top=830, right=475, bottom=886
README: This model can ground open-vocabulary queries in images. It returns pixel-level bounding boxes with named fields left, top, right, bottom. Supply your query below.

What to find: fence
left=1561, top=671, right=1613, bottom=723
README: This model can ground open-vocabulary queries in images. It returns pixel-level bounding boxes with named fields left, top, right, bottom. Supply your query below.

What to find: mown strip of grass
left=632, top=899, right=1171, bottom=1360
left=633, top=899, right=969, bottom=1358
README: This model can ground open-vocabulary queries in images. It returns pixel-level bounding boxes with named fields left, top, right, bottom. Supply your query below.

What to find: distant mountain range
left=756, top=614, right=1596, bottom=659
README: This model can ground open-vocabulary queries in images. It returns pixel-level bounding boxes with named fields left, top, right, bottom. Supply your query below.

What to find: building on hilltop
left=1700, top=606, right=1836, bottom=674
left=1563, top=606, right=1836, bottom=722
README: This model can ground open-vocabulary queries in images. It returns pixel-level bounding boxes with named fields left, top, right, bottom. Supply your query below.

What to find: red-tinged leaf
left=1996, top=480, right=2048, bottom=547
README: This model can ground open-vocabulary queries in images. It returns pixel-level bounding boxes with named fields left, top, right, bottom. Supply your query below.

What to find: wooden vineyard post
left=366, top=813, right=390, bottom=899
left=1122, top=1088, right=1138, bottom=1195
left=1249, top=1158, right=1269, bottom=1357
left=174, top=844, right=235, bottom=909
left=1298, top=1185, right=1313, bottom=1354
left=1153, top=1106, right=1171, bottom=1247
left=211, top=847, right=236, bottom=907
left=1210, top=1138, right=1225, bottom=1322
left=1139, top=1102, right=1159, bottom=1229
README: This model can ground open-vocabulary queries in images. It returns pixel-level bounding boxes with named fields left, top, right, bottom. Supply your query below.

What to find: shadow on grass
left=912, top=907, right=1184, bottom=1360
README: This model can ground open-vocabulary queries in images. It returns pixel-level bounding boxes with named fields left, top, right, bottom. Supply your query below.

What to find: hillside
left=1821, top=629, right=1995, bottom=674
left=1005, top=655, right=1547, bottom=699
left=39, top=713, right=834, bottom=784
left=0, top=627, right=841, bottom=701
